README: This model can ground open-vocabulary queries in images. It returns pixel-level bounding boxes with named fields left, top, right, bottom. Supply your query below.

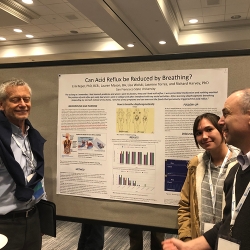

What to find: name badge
left=218, top=236, right=240, bottom=250
left=204, top=223, right=215, bottom=233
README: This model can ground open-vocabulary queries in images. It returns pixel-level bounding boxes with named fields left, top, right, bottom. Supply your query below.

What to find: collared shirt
left=11, top=123, right=36, bottom=180
left=237, top=151, right=250, bottom=171
left=0, top=123, right=44, bottom=215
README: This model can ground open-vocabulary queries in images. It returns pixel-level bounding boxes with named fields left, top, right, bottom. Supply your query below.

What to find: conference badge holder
left=217, top=234, right=241, bottom=250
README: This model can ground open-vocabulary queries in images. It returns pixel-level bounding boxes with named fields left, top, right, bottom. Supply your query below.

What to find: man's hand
left=162, top=236, right=212, bottom=250
left=162, top=238, right=183, bottom=250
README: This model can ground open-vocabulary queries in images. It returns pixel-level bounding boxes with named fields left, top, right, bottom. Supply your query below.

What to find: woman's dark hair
left=193, top=113, right=223, bottom=148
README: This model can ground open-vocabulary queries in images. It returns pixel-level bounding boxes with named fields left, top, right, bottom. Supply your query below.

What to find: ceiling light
left=0, top=0, right=39, bottom=23
left=3, top=50, right=17, bottom=57
left=127, top=44, right=134, bottom=47
left=26, top=34, right=34, bottom=38
left=14, top=28, right=22, bottom=33
left=159, top=41, right=166, bottom=45
left=0, top=37, right=6, bottom=41
left=22, top=0, right=33, bottom=4
left=189, top=19, right=198, bottom=24
left=231, top=15, right=241, bottom=20
left=70, top=30, right=78, bottom=34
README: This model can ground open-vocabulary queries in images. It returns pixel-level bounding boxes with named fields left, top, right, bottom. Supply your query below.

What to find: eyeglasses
left=9, top=97, right=31, bottom=104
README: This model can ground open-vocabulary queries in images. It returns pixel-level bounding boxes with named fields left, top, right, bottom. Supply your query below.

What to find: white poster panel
left=57, top=68, right=228, bottom=206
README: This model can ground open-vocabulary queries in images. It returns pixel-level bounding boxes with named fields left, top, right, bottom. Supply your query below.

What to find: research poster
left=57, top=68, right=228, bottom=206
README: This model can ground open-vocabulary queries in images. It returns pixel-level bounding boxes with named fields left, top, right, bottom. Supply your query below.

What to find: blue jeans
left=77, top=223, right=104, bottom=250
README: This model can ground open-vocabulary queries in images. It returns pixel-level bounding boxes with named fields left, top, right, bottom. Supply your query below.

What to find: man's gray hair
left=0, top=78, right=32, bottom=101
left=240, top=88, right=250, bottom=114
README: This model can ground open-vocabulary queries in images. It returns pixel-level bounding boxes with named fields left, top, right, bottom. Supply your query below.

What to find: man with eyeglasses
left=0, top=78, right=46, bottom=250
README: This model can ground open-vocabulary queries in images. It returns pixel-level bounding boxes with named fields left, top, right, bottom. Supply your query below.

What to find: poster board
left=56, top=69, right=227, bottom=207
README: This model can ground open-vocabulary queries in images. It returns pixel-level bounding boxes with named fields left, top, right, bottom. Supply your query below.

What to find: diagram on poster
left=116, top=108, right=154, bottom=133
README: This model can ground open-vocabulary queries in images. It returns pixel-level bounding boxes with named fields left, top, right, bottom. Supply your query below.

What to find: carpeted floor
left=42, top=220, right=176, bottom=250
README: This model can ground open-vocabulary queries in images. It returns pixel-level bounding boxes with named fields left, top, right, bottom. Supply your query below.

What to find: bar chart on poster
left=118, top=151, right=155, bottom=165
left=113, top=168, right=155, bottom=192
left=114, top=146, right=155, bottom=166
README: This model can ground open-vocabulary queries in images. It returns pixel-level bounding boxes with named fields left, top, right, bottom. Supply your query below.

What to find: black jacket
left=0, top=111, right=46, bottom=201
left=203, top=163, right=250, bottom=250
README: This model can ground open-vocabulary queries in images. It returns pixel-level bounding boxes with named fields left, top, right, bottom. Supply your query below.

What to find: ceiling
left=1, top=0, right=250, bottom=64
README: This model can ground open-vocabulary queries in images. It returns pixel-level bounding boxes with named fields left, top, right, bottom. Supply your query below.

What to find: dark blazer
left=0, top=111, right=46, bottom=201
